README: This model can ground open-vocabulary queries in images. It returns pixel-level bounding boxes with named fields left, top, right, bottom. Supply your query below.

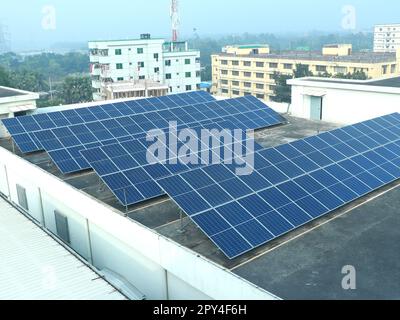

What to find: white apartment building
left=374, top=24, right=400, bottom=53
left=89, top=34, right=201, bottom=101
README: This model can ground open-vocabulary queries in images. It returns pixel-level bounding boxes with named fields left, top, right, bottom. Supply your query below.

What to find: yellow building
left=212, top=44, right=400, bottom=101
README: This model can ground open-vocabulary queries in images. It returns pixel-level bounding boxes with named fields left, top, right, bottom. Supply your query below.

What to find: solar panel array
left=81, top=124, right=264, bottom=206
left=46, top=95, right=285, bottom=174
left=158, top=113, right=400, bottom=259
left=2, top=91, right=215, bottom=154
left=3, top=94, right=286, bottom=174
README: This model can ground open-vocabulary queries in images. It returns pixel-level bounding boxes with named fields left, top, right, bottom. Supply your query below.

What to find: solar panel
left=37, top=96, right=286, bottom=174
left=81, top=119, right=265, bottom=205
left=157, top=113, right=400, bottom=259
left=2, top=91, right=216, bottom=154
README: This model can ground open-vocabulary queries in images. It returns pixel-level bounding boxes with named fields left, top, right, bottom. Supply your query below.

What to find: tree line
left=0, top=52, right=92, bottom=107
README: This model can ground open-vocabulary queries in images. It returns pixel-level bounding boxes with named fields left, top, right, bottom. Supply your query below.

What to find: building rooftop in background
left=103, top=80, right=169, bottom=100
left=0, top=87, right=26, bottom=98
left=218, top=50, right=397, bottom=64
left=0, top=197, right=126, bottom=300
left=212, top=43, right=400, bottom=102
left=0, top=86, right=39, bottom=137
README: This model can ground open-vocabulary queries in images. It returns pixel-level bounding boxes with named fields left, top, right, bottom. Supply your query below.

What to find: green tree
left=0, top=65, right=13, bottom=87
left=10, top=70, right=48, bottom=92
left=60, top=75, right=93, bottom=104
left=334, top=70, right=368, bottom=80
left=294, top=64, right=313, bottom=78
left=271, top=72, right=293, bottom=103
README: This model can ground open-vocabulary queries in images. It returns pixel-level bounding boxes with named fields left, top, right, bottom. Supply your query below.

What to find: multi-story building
left=89, top=34, right=201, bottom=101
left=374, top=24, right=400, bottom=53
left=212, top=44, right=400, bottom=101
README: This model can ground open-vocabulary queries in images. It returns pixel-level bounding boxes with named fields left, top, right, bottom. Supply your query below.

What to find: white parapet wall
left=288, top=77, right=400, bottom=125
left=0, top=145, right=279, bottom=300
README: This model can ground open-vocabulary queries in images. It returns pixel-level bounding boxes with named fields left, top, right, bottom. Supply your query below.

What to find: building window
left=334, top=66, right=347, bottom=74
left=16, top=184, right=29, bottom=211
left=185, top=59, right=191, bottom=65
left=137, top=48, right=144, bottom=54
left=165, top=60, right=171, bottom=66
left=222, top=89, right=229, bottom=94
left=269, top=74, right=275, bottom=79
left=196, top=57, right=201, bottom=63
left=269, top=63, right=278, bottom=68
left=269, top=85, right=275, bottom=91
left=243, top=61, right=251, bottom=67
left=117, top=77, right=124, bottom=81
left=256, top=62, right=264, bottom=68
left=166, top=73, right=172, bottom=79
left=244, top=92, right=252, bottom=96
left=138, top=62, right=145, bottom=68
left=185, top=72, right=192, bottom=78
left=55, top=211, right=71, bottom=244
left=316, top=65, right=327, bottom=72
left=391, top=64, right=397, bottom=73
left=244, top=82, right=252, bottom=88
left=186, top=85, right=192, bottom=91
left=115, top=49, right=122, bottom=55
left=139, top=76, right=145, bottom=80
left=256, top=94, right=265, bottom=99
left=221, top=80, right=229, bottom=85
left=232, top=90, right=240, bottom=95
left=256, top=73, right=264, bottom=79
left=256, top=83, right=264, bottom=89
left=154, top=67, right=160, bottom=73
left=232, top=81, right=239, bottom=86
left=232, top=71, right=239, bottom=76
left=116, top=63, right=123, bottom=70
left=221, top=70, right=228, bottom=75
left=382, top=65, right=388, bottom=74
left=154, top=53, right=159, bottom=59
left=221, top=60, right=228, bottom=65
left=244, top=72, right=252, bottom=77
left=283, top=64, right=293, bottom=70
left=232, top=60, right=239, bottom=66
left=196, top=71, right=201, bottom=77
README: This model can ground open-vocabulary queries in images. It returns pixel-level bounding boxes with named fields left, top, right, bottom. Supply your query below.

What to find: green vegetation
left=0, top=52, right=92, bottom=107
left=271, top=72, right=293, bottom=103
left=60, top=75, right=93, bottom=105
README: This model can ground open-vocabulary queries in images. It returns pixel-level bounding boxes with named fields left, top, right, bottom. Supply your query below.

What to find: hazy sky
left=1, top=0, right=400, bottom=50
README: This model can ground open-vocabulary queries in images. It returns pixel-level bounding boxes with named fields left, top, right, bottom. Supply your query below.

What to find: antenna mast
left=171, top=0, right=180, bottom=42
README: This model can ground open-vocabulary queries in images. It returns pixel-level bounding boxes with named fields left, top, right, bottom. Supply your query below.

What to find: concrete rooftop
left=0, top=87, right=26, bottom=98
left=1, top=115, right=399, bottom=299
left=217, top=51, right=397, bottom=64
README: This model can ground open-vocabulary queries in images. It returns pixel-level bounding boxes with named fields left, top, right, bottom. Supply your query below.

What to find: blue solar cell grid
left=158, top=113, right=400, bottom=259
left=3, top=94, right=286, bottom=174
left=81, top=123, right=264, bottom=206
left=2, top=91, right=216, bottom=154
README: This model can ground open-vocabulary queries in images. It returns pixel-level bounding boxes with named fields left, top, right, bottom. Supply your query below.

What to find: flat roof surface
left=0, top=197, right=126, bottom=300
left=217, top=51, right=397, bottom=64
left=1, top=114, right=400, bottom=299
left=303, top=76, right=400, bottom=88
left=0, top=87, right=26, bottom=98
